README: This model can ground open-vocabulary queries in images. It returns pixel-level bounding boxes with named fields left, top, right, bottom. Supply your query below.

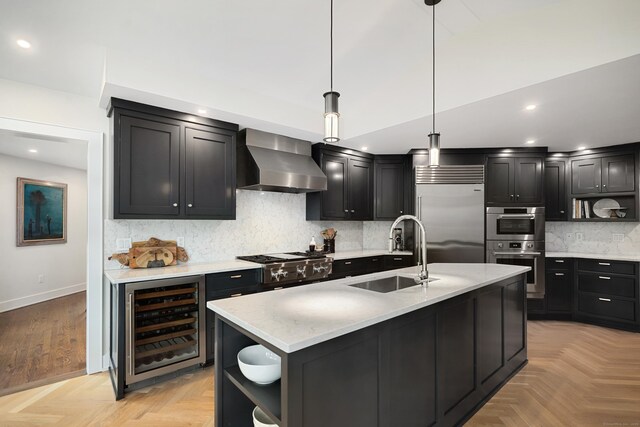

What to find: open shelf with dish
left=570, top=195, right=636, bottom=221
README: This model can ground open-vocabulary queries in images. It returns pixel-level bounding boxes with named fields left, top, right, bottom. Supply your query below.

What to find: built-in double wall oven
left=486, top=207, right=545, bottom=299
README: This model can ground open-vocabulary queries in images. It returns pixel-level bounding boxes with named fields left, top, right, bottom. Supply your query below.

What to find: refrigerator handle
left=417, top=196, right=423, bottom=266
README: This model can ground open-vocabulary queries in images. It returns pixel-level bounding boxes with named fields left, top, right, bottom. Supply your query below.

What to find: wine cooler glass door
left=125, top=275, right=205, bottom=384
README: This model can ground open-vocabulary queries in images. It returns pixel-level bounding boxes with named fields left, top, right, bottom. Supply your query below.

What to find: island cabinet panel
left=439, top=298, right=475, bottom=414
left=379, top=311, right=437, bottom=427
left=214, top=274, right=527, bottom=427
left=477, top=287, right=504, bottom=384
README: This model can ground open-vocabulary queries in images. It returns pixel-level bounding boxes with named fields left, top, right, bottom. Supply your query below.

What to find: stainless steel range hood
left=237, top=129, right=327, bottom=193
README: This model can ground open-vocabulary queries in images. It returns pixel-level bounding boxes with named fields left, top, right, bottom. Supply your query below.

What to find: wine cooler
left=110, top=275, right=205, bottom=397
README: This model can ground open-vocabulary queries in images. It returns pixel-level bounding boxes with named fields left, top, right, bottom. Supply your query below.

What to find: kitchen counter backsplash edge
left=546, top=251, right=640, bottom=262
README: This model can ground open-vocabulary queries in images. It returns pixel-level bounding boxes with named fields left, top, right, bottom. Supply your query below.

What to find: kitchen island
left=208, top=263, right=529, bottom=427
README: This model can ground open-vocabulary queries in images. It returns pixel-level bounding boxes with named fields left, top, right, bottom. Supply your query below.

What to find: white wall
left=0, top=154, right=88, bottom=312
left=105, top=190, right=395, bottom=269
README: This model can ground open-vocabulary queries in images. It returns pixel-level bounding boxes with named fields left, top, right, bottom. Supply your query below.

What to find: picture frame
left=16, top=177, right=68, bottom=246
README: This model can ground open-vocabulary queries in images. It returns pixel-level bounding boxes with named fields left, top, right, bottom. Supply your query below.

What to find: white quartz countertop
left=207, top=263, right=529, bottom=353
left=546, top=252, right=640, bottom=262
left=104, top=260, right=261, bottom=284
left=329, top=249, right=413, bottom=260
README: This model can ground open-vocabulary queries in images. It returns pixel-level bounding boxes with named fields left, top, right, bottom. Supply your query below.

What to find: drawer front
left=547, top=258, right=571, bottom=271
left=577, top=259, right=636, bottom=275
left=577, top=272, right=637, bottom=298
left=364, top=256, right=384, bottom=274
left=384, top=255, right=414, bottom=270
left=207, top=285, right=258, bottom=301
left=332, top=257, right=369, bottom=277
left=577, top=293, right=636, bottom=322
left=205, top=269, right=261, bottom=297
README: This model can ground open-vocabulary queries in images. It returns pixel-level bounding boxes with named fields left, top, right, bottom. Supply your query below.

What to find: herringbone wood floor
left=0, top=321, right=637, bottom=426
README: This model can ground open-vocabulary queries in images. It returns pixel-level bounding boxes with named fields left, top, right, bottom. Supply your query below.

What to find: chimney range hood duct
left=237, top=129, right=327, bottom=193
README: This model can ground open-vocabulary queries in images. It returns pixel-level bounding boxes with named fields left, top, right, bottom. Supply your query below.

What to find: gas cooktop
left=237, top=252, right=330, bottom=264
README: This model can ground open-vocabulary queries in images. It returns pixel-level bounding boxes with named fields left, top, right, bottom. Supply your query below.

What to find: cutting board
left=129, top=246, right=177, bottom=268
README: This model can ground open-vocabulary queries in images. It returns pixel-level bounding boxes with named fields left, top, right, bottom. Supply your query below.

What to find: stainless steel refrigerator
left=415, top=165, right=485, bottom=263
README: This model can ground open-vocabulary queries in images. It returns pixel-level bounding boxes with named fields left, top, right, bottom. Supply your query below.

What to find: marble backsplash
left=546, top=221, right=640, bottom=255
left=105, top=190, right=397, bottom=269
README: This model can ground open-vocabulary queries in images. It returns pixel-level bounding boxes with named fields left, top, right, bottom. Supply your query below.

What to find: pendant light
left=426, top=0, right=441, bottom=167
left=323, top=0, right=340, bottom=143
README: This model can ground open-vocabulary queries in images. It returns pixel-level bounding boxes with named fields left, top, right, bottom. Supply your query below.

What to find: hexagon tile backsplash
left=546, top=221, right=640, bottom=255
left=104, top=190, right=395, bottom=269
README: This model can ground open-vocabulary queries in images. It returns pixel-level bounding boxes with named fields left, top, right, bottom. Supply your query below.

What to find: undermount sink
left=349, top=275, right=439, bottom=293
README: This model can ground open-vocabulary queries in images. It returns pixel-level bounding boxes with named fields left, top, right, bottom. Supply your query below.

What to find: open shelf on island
left=224, top=365, right=282, bottom=424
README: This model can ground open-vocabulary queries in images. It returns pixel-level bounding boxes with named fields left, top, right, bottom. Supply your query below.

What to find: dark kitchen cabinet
left=574, top=258, right=639, bottom=331
left=571, top=153, right=635, bottom=196
left=374, top=156, right=408, bottom=220
left=486, top=156, right=543, bottom=206
left=205, top=269, right=261, bottom=364
left=545, top=258, right=572, bottom=313
left=307, top=145, right=374, bottom=220
left=109, top=98, right=238, bottom=219
left=544, top=160, right=567, bottom=220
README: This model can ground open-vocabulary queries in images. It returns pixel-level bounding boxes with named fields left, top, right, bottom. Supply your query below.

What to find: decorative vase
left=324, top=239, right=335, bottom=253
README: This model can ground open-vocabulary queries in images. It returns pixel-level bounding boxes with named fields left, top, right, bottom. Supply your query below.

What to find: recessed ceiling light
left=197, top=109, right=207, bottom=114
left=16, top=39, right=31, bottom=49
left=361, top=146, right=368, bottom=151
left=525, top=104, right=536, bottom=111
left=525, top=139, right=535, bottom=144
left=28, top=148, right=38, bottom=153
left=577, top=146, right=587, bottom=151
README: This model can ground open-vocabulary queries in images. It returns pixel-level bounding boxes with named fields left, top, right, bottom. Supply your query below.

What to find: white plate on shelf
left=592, top=198, right=620, bottom=218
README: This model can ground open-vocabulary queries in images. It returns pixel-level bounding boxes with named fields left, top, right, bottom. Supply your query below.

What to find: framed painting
left=16, top=177, right=67, bottom=246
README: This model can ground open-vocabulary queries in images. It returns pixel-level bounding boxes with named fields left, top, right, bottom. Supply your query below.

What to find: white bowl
left=237, top=344, right=281, bottom=384
left=253, top=406, right=277, bottom=427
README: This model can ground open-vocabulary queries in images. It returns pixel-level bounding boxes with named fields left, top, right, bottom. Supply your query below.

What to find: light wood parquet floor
left=0, top=292, right=86, bottom=396
left=0, top=321, right=637, bottom=426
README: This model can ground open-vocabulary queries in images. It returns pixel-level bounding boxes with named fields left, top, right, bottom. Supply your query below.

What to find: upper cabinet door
left=571, top=158, right=601, bottom=194
left=321, top=154, right=349, bottom=219
left=544, top=160, right=567, bottom=221
left=514, top=157, right=544, bottom=205
left=184, top=127, right=236, bottom=219
left=348, top=158, right=374, bottom=220
left=601, top=154, right=635, bottom=193
left=486, top=157, right=515, bottom=205
left=375, top=160, right=405, bottom=220
left=117, top=114, right=181, bottom=217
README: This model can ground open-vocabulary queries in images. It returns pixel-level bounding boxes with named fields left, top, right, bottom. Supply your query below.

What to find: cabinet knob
left=351, top=210, right=355, bottom=213
left=560, top=210, right=565, bottom=214
left=187, top=203, right=193, bottom=208
left=516, top=194, right=520, bottom=199
left=603, top=184, right=607, bottom=188
left=596, top=184, right=599, bottom=188
left=400, top=210, right=403, bottom=214
left=510, top=194, right=514, bottom=199
left=344, top=209, right=349, bottom=213
left=172, top=203, right=178, bottom=207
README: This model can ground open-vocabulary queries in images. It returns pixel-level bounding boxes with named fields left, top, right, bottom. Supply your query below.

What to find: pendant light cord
left=432, top=4, right=436, bottom=134
left=330, top=0, right=334, bottom=92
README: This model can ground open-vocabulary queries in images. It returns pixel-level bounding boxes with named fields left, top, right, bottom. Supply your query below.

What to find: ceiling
left=0, top=130, right=88, bottom=170
left=1, top=0, right=639, bottom=153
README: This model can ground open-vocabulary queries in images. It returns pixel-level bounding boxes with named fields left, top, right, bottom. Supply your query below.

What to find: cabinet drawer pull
left=598, top=276, right=611, bottom=280
left=172, top=202, right=178, bottom=207
left=372, top=258, right=378, bottom=262
left=598, top=297, right=611, bottom=302
left=230, top=293, right=243, bottom=297
left=344, top=261, right=352, bottom=265
left=555, top=273, right=565, bottom=276
left=229, top=275, right=242, bottom=279
left=394, top=257, right=403, bottom=261
left=598, top=262, right=611, bottom=266
left=555, top=260, right=564, bottom=263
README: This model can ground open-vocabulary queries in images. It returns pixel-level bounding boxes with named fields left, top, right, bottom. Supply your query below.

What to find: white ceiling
left=1, top=0, right=639, bottom=153
left=0, top=130, right=88, bottom=170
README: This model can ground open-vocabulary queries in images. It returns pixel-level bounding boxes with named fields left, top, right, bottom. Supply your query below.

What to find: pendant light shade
left=428, top=133, right=440, bottom=167
left=426, top=0, right=441, bottom=167
left=323, top=0, right=341, bottom=143
left=323, top=91, right=340, bottom=143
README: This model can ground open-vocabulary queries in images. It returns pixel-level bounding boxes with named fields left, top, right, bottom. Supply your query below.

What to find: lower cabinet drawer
left=577, top=272, right=637, bottom=298
left=384, top=255, right=414, bottom=270
left=332, top=258, right=368, bottom=277
left=577, top=293, right=636, bottom=322
left=205, top=269, right=261, bottom=298
left=577, top=259, right=636, bottom=275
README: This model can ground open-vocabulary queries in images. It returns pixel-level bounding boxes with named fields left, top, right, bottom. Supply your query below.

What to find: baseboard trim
left=0, top=283, right=86, bottom=313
